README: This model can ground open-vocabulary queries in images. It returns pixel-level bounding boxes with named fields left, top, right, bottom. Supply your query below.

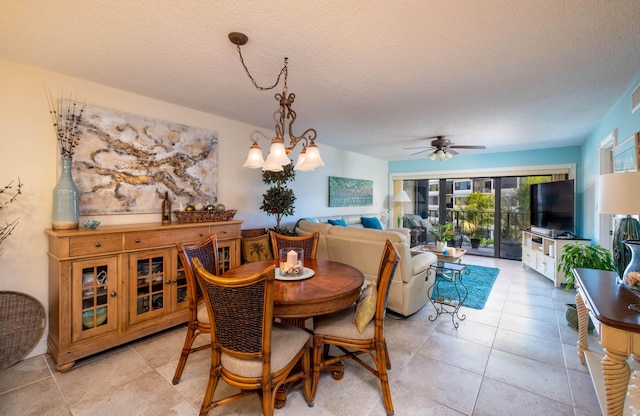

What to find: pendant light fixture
left=229, top=32, right=324, bottom=172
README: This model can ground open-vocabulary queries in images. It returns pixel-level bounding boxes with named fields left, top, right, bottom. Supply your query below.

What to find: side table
left=428, top=261, right=469, bottom=328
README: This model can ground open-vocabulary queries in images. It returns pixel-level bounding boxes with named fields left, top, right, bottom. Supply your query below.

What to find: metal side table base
left=428, top=261, right=469, bottom=328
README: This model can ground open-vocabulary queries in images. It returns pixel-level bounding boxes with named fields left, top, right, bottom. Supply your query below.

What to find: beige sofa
left=295, top=215, right=437, bottom=317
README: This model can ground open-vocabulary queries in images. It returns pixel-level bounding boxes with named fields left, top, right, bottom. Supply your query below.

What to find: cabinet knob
left=135, top=239, right=141, bottom=243
left=199, top=233, right=204, bottom=237
left=110, top=291, right=117, bottom=297
left=172, top=279, right=177, bottom=283
left=223, top=230, right=228, bottom=234
left=95, top=242, right=101, bottom=247
left=165, top=280, right=171, bottom=284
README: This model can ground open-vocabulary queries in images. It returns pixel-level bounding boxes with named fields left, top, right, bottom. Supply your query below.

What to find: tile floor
left=0, top=256, right=605, bottom=415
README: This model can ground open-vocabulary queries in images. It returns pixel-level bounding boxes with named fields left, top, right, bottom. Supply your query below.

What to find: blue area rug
left=430, top=265, right=500, bottom=310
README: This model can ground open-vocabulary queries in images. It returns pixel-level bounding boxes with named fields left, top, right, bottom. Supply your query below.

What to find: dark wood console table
left=574, top=267, right=640, bottom=415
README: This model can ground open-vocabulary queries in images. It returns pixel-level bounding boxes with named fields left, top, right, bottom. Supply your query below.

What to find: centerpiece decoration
left=279, top=248, right=304, bottom=276
left=46, top=91, right=86, bottom=230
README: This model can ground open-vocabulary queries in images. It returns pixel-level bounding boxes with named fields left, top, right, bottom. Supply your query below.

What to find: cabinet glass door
left=129, top=251, right=169, bottom=324
left=174, top=253, right=188, bottom=310
left=72, top=257, right=118, bottom=342
left=218, top=241, right=235, bottom=273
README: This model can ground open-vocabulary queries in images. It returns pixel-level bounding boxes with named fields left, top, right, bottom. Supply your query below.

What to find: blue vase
left=52, top=157, right=79, bottom=229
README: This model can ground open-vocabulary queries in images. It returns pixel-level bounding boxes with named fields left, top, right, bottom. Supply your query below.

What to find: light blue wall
left=389, top=146, right=584, bottom=234
left=580, top=73, right=640, bottom=243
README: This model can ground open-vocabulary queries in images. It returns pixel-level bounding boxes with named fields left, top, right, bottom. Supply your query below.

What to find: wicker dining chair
left=192, top=259, right=314, bottom=415
left=171, top=235, right=220, bottom=385
left=311, top=239, right=400, bottom=416
left=270, top=231, right=319, bottom=260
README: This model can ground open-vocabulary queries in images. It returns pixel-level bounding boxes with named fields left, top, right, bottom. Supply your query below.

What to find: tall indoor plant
left=260, top=161, right=296, bottom=235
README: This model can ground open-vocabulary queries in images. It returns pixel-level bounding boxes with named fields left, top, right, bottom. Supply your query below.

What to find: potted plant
left=469, top=229, right=483, bottom=249
left=429, top=222, right=456, bottom=250
left=557, top=243, right=615, bottom=289
left=260, top=161, right=296, bottom=235
left=557, top=243, right=615, bottom=331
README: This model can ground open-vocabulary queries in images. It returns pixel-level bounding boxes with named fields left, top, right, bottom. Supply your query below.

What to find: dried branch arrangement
left=0, top=178, right=23, bottom=245
left=45, top=89, right=86, bottom=158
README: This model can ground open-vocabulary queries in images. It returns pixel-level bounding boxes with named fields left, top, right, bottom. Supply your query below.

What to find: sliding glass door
left=404, top=174, right=561, bottom=260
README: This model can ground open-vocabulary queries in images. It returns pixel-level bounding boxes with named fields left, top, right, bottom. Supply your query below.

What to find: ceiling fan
left=403, top=135, right=486, bottom=160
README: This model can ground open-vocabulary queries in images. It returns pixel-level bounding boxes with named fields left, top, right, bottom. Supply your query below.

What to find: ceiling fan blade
left=411, top=149, right=432, bottom=156
left=449, top=145, right=486, bottom=149
left=447, top=148, right=459, bottom=155
left=402, top=146, right=431, bottom=150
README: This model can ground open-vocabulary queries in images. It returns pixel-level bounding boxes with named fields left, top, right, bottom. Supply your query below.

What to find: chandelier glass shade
left=231, top=32, right=323, bottom=172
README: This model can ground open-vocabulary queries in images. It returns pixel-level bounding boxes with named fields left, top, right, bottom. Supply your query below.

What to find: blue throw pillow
left=328, top=219, right=347, bottom=227
left=361, top=217, right=383, bottom=230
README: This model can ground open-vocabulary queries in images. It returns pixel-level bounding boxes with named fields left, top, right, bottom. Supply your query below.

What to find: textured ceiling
left=2, top=1, right=640, bottom=161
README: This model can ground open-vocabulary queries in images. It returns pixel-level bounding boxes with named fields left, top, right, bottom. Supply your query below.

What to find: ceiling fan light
left=436, top=150, right=445, bottom=160
left=428, top=152, right=437, bottom=160
left=444, top=151, right=453, bottom=160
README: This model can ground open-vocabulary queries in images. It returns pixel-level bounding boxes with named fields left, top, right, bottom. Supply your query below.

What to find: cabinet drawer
left=69, top=235, right=123, bottom=257
left=210, top=223, right=239, bottom=239
left=125, top=227, right=210, bottom=250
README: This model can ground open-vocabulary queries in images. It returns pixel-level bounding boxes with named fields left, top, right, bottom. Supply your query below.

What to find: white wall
left=0, top=58, right=388, bottom=356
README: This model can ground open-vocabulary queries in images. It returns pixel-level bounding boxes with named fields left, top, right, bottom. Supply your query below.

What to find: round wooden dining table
left=223, top=258, right=364, bottom=408
left=222, top=258, right=364, bottom=326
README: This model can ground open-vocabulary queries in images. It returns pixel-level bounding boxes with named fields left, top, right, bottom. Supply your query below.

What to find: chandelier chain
left=236, top=45, right=288, bottom=91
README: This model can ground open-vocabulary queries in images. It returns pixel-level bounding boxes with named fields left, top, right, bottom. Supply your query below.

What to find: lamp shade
left=598, top=172, right=640, bottom=215
left=242, top=143, right=264, bottom=169
left=301, top=143, right=324, bottom=170
left=393, top=190, right=411, bottom=203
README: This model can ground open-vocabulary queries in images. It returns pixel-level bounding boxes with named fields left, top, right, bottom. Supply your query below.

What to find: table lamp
left=393, top=190, right=411, bottom=228
left=598, top=171, right=640, bottom=277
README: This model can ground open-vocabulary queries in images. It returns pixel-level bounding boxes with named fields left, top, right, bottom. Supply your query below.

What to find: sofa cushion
left=361, top=216, right=383, bottom=230
left=419, top=218, right=433, bottom=229
left=328, top=219, right=347, bottom=227
left=242, top=234, right=274, bottom=263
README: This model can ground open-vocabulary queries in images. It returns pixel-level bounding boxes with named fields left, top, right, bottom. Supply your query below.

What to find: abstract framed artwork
left=613, top=132, right=640, bottom=173
left=70, top=102, right=218, bottom=215
left=328, top=176, right=373, bottom=207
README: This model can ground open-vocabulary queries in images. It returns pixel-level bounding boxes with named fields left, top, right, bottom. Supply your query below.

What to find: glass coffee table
left=428, top=260, right=469, bottom=328
left=410, top=245, right=466, bottom=263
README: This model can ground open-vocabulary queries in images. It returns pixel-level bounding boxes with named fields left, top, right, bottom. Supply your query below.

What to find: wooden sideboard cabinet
left=45, top=220, right=242, bottom=372
left=521, top=229, right=589, bottom=287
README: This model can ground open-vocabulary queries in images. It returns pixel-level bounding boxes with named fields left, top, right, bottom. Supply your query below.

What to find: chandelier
left=229, top=32, right=324, bottom=172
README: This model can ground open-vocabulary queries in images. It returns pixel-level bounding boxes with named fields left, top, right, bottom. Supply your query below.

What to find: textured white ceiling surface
left=2, top=1, right=640, bottom=161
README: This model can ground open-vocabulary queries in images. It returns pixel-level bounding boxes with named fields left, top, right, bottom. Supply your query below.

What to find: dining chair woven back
left=192, top=258, right=314, bottom=416
left=270, top=231, right=319, bottom=260
left=171, top=235, right=219, bottom=385
left=311, top=239, right=400, bottom=415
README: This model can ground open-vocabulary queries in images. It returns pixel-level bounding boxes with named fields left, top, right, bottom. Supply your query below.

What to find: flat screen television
left=530, top=179, right=575, bottom=233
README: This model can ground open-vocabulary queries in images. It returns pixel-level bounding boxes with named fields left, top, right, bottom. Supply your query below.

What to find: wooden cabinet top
left=46, top=220, right=243, bottom=259
left=45, top=220, right=243, bottom=237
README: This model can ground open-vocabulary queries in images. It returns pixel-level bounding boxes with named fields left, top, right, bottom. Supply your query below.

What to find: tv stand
left=521, top=229, right=589, bottom=287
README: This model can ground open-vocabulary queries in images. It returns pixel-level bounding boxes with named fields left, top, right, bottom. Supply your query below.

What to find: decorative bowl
left=82, top=307, right=107, bottom=329
left=82, top=220, right=101, bottom=229
left=624, top=271, right=640, bottom=296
